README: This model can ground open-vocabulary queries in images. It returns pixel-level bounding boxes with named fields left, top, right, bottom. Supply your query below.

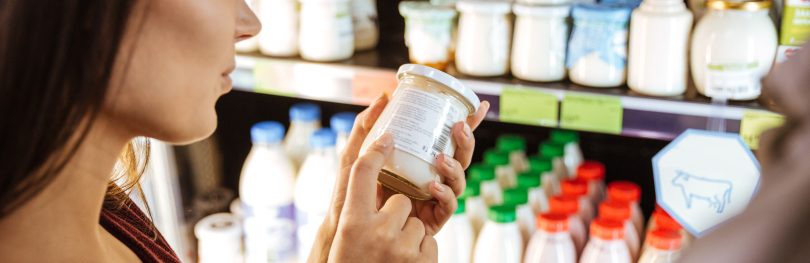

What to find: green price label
left=499, top=86, right=559, bottom=127
left=740, top=111, right=785, bottom=150
left=560, top=93, right=623, bottom=134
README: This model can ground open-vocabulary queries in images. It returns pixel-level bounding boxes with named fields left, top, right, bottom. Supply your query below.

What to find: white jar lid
left=457, top=0, right=512, bottom=14
left=397, top=64, right=481, bottom=113
left=194, top=213, right=242, bottom=240
left=513, top=3, right=571, bottom=17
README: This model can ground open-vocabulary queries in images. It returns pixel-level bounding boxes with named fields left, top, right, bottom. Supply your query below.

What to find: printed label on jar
left=704, top=62, right=761, bottom=99
left=384, top=88, right=466, bottom=164
left=243, top=203, right=297, bottom=262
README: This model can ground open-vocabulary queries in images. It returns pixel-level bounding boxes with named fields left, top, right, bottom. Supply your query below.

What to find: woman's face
left=105, top=0, right=260, bottom=144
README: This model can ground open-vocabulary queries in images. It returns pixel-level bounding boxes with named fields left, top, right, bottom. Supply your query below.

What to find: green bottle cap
left=503, top=188, right=529, bottom=206
left=455, top=197, right=466, bottom=214
left=517, top=174, right=541, bottom=189
left=540, top=141, right=564, bottom=158
left=551, top=130, right=579, bottom=144
left=463, top=180, right=481, bottom=198
left=488, top=205, right=517, bottom=223
left=469, top=163, right=496, bottom=181
left=484, top=149, right=510, bottom=166
left=528, top=157, right=552, bottom=173
left=497, top=134, right=527, bottom=153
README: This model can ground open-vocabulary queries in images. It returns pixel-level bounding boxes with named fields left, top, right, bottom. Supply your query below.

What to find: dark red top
left=100, top=196, right=180, bottom=263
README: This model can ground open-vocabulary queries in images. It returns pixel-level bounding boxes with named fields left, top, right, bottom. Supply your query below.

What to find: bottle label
left=381, top=88, right=466, bottom=164
left=704, top=62, right=761, bottom=99
left=243, top=203, right=297, bottom=262
left=567, top=20, right=629, bottom=70
left=781, top=0, right=810, bottom=46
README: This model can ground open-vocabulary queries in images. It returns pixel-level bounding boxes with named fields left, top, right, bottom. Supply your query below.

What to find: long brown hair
left=0, top=0, right=147, bottom=217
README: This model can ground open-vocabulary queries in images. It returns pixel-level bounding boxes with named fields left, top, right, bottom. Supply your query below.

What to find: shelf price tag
left=560, top=93, right=623, bottom=134
left=253, top=60, right=296, bottom=97
left=740, top=111, right=785, bottom=150
left=499, top=86, right=559, bottom=127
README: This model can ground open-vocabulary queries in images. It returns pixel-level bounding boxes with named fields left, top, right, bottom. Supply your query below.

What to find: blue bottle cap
left=311, top=128, right=337, bottom=148
left=330, top=112, right=357, bottom=134
left=290, top=103, right=321, bottom=122
left=250, top=121, right=286, bottom=144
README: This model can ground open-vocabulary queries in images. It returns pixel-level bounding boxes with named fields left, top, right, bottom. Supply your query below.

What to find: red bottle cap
left=561, top=178, right=588, bottom=197
left=655, top=210, right=683, bottom=231
left=599, top=200, right=631, bottom=221
left=537, top=213, right=570, bottom=233
left=607, top=181, right=641, bottom=203
left=549, top=195, right=580, bottom=216
left=577, top=161, right=605, bottom=181
left=646, top=229, right=682, bottom=250
left=590, top=218, right=625, bottom=240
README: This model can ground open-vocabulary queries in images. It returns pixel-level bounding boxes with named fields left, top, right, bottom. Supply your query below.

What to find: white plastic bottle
left=540, top=142, right=568, bottom=180
left=486, top=149, right=518, bottom=189
left=561, top=179, right=595, bottom=227
left=497, top=134, right=529, bottom=173
left=580, top=219, right=632, bottom=263
left=330, top=112, right=356, bottom=155
left=294, top=128, right=339, bottom=260
left=503, top=188, right=536, bottom=243
left=465, top=180, right=489, bottom=238
left=240, top=121, right=298, bottom=263
left=638, top=229, right=682, bottom=263
left=627, top=0, right=693, bottom=96
left=598, top=200, right=640, bottom=261
left=436, top=198, right=475, bottom=263
left=576, top=161, right=606, bottom=208
left=550, top=130, right=583, bottom=178
left=195, top=213, right=244, bottom=263
left=607, top=181, right=644, bottom=236
left=524, top=213, right=577, bottom=263
left=257, top=0, right=299, bottom=57
left=549, top=196, right=587, bottom=256
left=284, top=103, right=322, bottom=168
left=517, top=173, right=549, bottom=215
left=530, top=157, right=558, bottom=198
left=470, top=164, right=504, bottom=206
left=473, top=205, right=524, bottom=263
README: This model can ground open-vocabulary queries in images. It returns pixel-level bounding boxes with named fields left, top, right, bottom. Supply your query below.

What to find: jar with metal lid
left=360, top=64, right=481, bottom=200
left=690, top=0, right=777, bottom=100
left=399, top=2, right=458, bottom=70
left=455, top=0, right=513, bottom=77
left=567, top=3, right=633, bottom=88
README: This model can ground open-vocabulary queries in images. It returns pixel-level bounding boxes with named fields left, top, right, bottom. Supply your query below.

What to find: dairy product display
left=293, top=128, right=339, bottom=259
left=455, top=0, right=513, bottom=77
left=575, top=161, right=606, bottom=207
left=473, top=205, right=524, bottom=263
left=549, top=196, right=587, bottom=255
left=567, top=3, right=633, bottom=88
left=399, top=2, right=458, bottom=70
left=598, top=200, right=640, bottom=261
left=360, top=64, right=480, bottom=200
left=607, top=181, right=644, bottom=235
left=284, top=103, right=322, bottom=168
left=560, top=178, right=595, bottom=227
left=436, top=198, right=475, bottom=263
left=690, top=0, right=777, bottom=100
left=580, top=218, right=632, bottom=263
left=518, top=172, right=549, bottom=215
left=503, top=188, right=537, bottom=243
left=511, top=3, right=571, bottom=82
left=524, top=213, right=577, bottom=263
left=627, top=0, right=693, bottom=96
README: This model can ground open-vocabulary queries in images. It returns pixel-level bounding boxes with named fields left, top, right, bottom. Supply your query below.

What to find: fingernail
left=462, top=123, right=472, bottom=139
left=375, top=133, right=393, bottom=148
left=433, top=181, right=445, bottom=192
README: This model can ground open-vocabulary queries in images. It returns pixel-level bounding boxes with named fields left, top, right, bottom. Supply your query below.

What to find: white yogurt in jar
left=455, top=0, right=513, bottom=77
left=360, top=64, right=481, bottom=200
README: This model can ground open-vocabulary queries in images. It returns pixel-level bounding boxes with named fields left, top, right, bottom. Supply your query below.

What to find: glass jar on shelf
left=299, top=0, right=354, bottom=62
left=399, top=2, right=458, bottom=70
left=455, top=0, right=513, bottom=77
left=511, top=2, right=572, bottom=82
left=566, top=3, right=632, bottom=88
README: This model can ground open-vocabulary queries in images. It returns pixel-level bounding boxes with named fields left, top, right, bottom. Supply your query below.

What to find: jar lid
left=397, top=64, right=481, bottom=113
left=503, top=188, right=529, bottom=206
left=497, top=134, right=527, bottom=152
left=571, top=3, right=632, bottom=23
left=706, top=0, right=771, bottom=11
left=399, top=1, right=458, bottom=19
left=513, top=3, right=572, bottom=17
left=488, top=204, right=517, bottom=223
left=194, top=213, right=242, bottom=240
left=457, top=0, right=512, bottom=14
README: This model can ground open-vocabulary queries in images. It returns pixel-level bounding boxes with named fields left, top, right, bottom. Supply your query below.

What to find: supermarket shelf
left=230, top=49, right=777, bottom=141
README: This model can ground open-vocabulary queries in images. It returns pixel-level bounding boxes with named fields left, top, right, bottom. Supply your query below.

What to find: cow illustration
left=672, top=170, right=733, bottom=213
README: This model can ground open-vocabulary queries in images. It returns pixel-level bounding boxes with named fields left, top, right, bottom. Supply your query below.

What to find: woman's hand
left=378, top=103, right=490, bottom=236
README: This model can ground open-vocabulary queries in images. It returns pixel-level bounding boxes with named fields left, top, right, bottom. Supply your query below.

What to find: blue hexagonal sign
left=652, top=129, right=761, bottom=237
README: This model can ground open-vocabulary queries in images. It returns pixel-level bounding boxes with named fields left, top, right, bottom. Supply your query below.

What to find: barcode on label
left=432, top=123, right=452, bottom=157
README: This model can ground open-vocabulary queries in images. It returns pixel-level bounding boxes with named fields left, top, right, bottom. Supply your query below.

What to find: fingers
left=466, top=100, right=490, bottom=130
left=401, top=217, right=427, bottom=247
left=345, top=133, right=394, bottom=213
left=341, top=94, right=389, bottom=167
left=424, top=181, right=458, bottom=233
left=418, top=235, right=439, bottom=262
left=451, top=122, right=476, bottom=169
left=379, top=194, right=413, bottom=229
left=436, top=154, right=466, bottom=196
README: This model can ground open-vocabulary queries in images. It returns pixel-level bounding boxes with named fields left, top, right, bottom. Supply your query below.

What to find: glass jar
left=399, top=2, right=458, bottom=70
left=352, top=0, right=379, bottom=51
left=257, top=0, right=299, bottom=57
left=299, top=0, right=354, bottom=62
left=455, top=0, right=513, bottom=77
left=360, top=64, right=481, bottom=200
left=567, top=3, right=632, bottom=88
left=511, top=3, right=572, bottom=82
left=690, top=0, right=777, bottom=100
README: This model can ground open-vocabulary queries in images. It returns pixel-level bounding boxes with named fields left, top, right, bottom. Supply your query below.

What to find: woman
left=0, top=0, right=490, bottom=262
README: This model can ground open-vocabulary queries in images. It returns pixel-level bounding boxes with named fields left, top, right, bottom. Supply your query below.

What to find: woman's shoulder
left=100, top=193, right=181, bottom=263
